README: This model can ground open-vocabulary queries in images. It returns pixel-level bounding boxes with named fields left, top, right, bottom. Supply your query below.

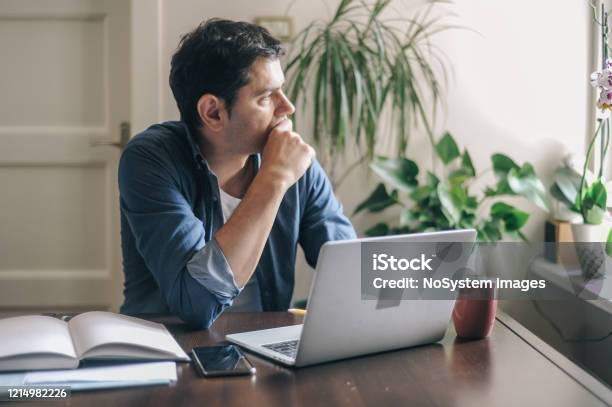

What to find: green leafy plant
left=354, top=132, right=550, bottom=242
left=549, top=118, right=610, bottom=225
left=285, top=0, right=455, bottom=182
left=550, top=163, right=609, bottom=225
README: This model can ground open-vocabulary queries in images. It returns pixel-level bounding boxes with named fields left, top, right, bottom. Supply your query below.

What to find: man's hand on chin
left=259, top=119, right=316, bottom=191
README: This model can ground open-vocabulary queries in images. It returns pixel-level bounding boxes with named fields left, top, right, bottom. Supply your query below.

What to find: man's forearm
left=214, top=173, right=287, bottom=288
left=213, top=118, right=314, bottom=288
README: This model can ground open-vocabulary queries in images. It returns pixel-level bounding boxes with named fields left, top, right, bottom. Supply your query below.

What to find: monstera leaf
left=354, top=183, right=398, bottom=215
left=369, top=157, right=418, bottom=192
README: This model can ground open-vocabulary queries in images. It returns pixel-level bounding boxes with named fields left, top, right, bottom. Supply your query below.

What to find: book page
left=68, top=312, right=188, bottom=360
left=0, top=316, right=77, bottom=370
left=24, top=361, right=177, bottom=385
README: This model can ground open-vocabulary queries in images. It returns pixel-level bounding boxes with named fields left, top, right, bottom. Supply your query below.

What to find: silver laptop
left=226, top=229, right=477, bottom=367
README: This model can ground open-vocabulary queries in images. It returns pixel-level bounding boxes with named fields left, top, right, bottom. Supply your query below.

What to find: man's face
left=222, top=57, right=295, bottom=154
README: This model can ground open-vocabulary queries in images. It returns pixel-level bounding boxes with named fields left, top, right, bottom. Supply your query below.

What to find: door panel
left=0, top=16, right=105, bottom=126
left=0, top=0, right=129, bottom=312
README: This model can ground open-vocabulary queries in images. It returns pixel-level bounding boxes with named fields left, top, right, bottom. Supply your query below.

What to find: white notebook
left=0, top=312, right=190, bottom=372
left=0, top=362, right=177, bottom=392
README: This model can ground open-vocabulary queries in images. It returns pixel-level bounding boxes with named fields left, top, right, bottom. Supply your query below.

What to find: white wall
left=435, top=0, right=591, bottom=242
left=138, top=0, right=594, bottom=301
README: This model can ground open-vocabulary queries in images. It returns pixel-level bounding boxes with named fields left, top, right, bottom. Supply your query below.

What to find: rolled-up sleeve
left=118, top=143, right=238, bottom=329
left=299, top=160, right=357, bottom=267
left=186, top=238, right=240, bottom=301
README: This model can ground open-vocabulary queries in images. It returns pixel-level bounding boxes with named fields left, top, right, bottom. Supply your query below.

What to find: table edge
left=497, top=311, right=612, bottom=405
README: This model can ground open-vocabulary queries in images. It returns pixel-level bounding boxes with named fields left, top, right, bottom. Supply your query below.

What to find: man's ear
left=196, top=94, right=228, bottom=132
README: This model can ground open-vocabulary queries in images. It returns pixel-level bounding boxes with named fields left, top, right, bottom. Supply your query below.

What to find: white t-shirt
left=219, top=187, right=241, bottom=222
left=219, top=187, right=262, bottom=312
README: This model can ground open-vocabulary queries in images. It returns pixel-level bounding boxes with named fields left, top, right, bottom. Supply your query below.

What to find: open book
left=0, top=312, right=190, bottom=372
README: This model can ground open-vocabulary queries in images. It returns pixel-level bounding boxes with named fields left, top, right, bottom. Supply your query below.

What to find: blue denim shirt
left=118, top=121, right=356, bottom=328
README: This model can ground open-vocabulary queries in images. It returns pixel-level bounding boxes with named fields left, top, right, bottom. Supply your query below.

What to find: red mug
left=452, top=282, right=497, bottom=339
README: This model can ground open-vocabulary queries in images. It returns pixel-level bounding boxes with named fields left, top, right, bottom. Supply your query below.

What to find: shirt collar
left=180, top=121, right=206, bottom=168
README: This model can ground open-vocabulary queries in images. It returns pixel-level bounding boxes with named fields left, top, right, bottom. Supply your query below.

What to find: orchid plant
left=592, top=60, right=612, bottom=110
left=550, top=2, right=612, bottom=255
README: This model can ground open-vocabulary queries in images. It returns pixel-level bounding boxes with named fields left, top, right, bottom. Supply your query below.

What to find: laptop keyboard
left=262, top=339, right=299, bottom=359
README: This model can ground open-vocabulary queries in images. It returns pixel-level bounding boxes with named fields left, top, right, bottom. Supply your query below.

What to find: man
left=118, top=19, right=356, bottom=329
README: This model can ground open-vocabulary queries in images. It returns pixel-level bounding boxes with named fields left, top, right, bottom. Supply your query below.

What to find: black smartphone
left=191, top=345, right=256, bottom=377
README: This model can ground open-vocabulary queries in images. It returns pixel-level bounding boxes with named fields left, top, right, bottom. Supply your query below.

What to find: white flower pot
left=570, top=222, right=612, bottom=279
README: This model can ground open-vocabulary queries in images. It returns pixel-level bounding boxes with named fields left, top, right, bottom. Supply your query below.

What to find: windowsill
left=530, top=257, right=612, bottom=315
left=515, top=257, right=612, bottom=389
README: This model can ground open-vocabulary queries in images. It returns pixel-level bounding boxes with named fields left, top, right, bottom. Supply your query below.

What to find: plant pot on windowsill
left=570, top=221, right=612, bottom=279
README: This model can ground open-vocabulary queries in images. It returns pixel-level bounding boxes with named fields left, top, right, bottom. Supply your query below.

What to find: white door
left=0, top=0, right=130, bottom=313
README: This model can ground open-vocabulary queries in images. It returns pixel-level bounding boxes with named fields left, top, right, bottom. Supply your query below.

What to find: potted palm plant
left=284, top=0, right=455, bottom=185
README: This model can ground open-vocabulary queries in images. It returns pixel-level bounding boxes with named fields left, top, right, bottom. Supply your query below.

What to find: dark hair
left=169, top=18, right=284, bottom=130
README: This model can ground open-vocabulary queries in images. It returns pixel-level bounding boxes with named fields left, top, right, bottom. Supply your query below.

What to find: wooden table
left=32, top=312, right=612, bottom=406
